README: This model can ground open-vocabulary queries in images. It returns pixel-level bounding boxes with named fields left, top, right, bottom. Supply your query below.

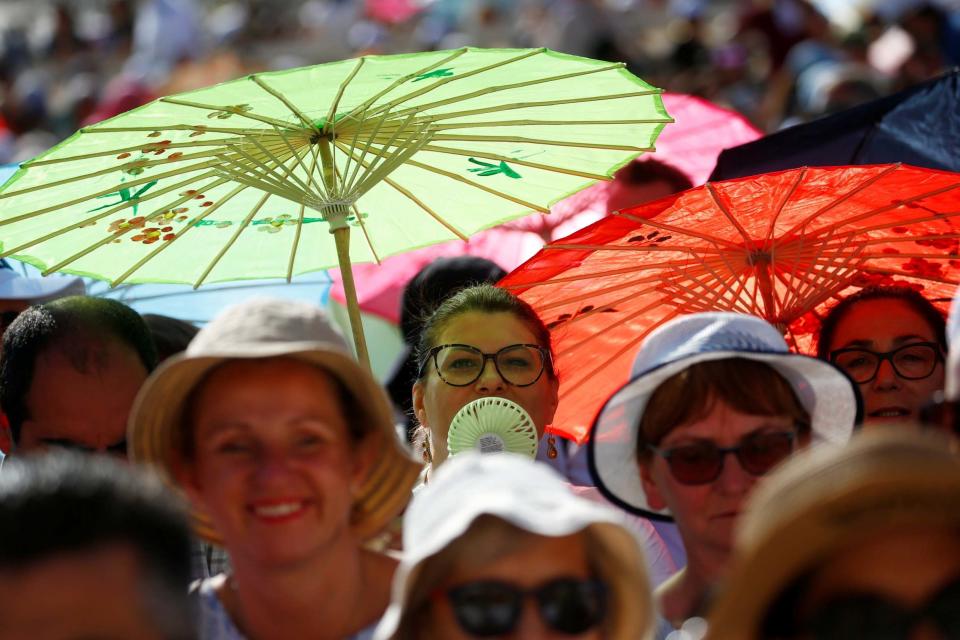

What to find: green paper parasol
left=0, top=47, right=670, bottom=367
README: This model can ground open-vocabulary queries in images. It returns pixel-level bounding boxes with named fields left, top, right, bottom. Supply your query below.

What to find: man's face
left=17, top=340, right=148, bottom=457
left=0, top=543, right=169, bottom=640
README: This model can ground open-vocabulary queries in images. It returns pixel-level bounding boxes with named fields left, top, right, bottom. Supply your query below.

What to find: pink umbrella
left=330, top=94, right=761, bottom=323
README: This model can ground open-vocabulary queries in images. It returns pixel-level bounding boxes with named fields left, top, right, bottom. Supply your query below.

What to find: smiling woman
left=128, top=298, right=421, bottom=640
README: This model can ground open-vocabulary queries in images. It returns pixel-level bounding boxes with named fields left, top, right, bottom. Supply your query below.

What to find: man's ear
left=640, top=458, right=669, bottom=512
left=0, top=413, right=12, bottom=455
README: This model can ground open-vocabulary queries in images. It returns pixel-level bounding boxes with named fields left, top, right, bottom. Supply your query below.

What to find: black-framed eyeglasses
left=829, top=342, right=943, bottom=384
left=418, top=343, right=552, bottom=387
left=795, top=576, right=960, bottom=640
left=439, top=577, right=607, bottom=637
left=648, top=431, right=798, bottom=486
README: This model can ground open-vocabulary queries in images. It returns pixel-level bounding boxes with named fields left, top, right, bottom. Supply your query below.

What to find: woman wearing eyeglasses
left=588, top=312, right=859, bottom=637
left=817, top=285, right=946, bottom=426
left=375, top=453, right=655, bottom=640
left=412, top=284, right=561, bottom=472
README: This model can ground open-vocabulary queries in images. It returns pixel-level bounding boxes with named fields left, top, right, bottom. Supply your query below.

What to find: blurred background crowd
left=1, top=0, right=959, bottom=165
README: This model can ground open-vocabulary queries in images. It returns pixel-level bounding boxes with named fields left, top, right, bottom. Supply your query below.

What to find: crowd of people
left=2, top=0, right=959, bottom=164
left=0, top=260, right=957, bottom=638
left=0, top=1, right=959, bottom=639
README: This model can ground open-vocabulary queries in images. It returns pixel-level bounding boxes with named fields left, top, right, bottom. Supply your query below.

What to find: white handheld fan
left=447, top=397, right=539, bottom=459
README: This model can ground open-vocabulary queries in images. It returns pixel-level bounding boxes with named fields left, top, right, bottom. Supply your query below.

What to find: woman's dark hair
left=636, top=358, right=811, bottom=460
left=414, top=284, right=554, bottom=380
left=816, top=285, right=947, bottom=360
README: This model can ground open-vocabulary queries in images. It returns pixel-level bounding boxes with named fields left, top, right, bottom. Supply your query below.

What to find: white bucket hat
left=129, top=297, right=421, bottom=544
left=587, top=312, right=861, bottom=521
left=0, top=259, right=84, bottom=303
left=374, top=452, right=654, bottom=640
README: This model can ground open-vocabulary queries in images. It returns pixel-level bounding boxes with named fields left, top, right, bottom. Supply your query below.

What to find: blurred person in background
left=0, top=295, right=156, bottom=458
left=817, top=285, right=946, bottom=426
left=588, top=312, right=859, bottom=638
left=374, top=452, right=655, bottom=640
left=143, top=313, right=199, bottom=363
left=707, top=428, right=960, bottom=640
left=0, top=451, right=195, bottom=640
left=129, top=298, right=420, bottom=639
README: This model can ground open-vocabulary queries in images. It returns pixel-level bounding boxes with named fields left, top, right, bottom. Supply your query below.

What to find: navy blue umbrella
left=711, top=70, right=960, bottom=180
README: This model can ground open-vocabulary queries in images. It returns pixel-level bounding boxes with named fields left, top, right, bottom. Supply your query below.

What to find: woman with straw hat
left=587, top=312, right=860, bottom=637
left=128, top=298, right=421, bottom=640
left=374, top=452, right=655, bottom=640
left=707, top=428, right=960, bottom=640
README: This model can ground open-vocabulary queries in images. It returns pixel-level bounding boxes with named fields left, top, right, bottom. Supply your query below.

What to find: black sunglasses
left=798, top=576, right=960, bottom=640
left=648, top=430, right=798, bottom=485
left=441, top=577, right=606, bottom=637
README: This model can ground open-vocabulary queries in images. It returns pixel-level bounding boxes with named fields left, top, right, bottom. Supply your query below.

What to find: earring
left=422, top=443, right=433, bottom=464
left=547, top=435, right=558, bottom=459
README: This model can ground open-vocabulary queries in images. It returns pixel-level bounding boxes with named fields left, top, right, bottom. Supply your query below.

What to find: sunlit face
left=800, top=526, right=960, bottom=640
left=640, top=398, right=798, bottom=578
left=18, top=341, right=147, bottom=458
left=412, top=312, right=559, bottom=467
left=828, top=299, right=944, bottom=425
left=181, top=358, right=370, bottom=568
left=426, top=533, right=601, bottom=640
left=0, top=543, right=169, bottom=640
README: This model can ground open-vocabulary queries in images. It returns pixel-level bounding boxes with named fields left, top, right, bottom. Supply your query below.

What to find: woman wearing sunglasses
left=412, top=283, right=561, bottom=471
left=588, top=312, right=859, bottom=637
left=817, top=285, right=946, bottom=426
left=375, top=452, right=655, bottom=640
left=708, top=428, right=960, bottom=640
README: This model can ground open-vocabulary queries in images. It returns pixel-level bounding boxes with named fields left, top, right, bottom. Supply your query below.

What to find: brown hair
left=637, top=358, right=811, bottom=458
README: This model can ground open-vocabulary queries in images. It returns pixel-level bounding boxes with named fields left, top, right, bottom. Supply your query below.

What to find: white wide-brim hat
left=374, top=452, right=654, bottom=640
left=588, top=312, right=861, bottom=521
left=0, top=261, right=84, bottom=303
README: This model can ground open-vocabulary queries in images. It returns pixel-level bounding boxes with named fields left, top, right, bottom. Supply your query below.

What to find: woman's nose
left=474, top=358, right=507, bottom=392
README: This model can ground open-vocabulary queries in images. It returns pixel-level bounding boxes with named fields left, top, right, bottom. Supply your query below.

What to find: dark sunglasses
left=440, top=577, right=606, bottom=637
left=798, top=576, right=960, bottom=640
left=648, top=430, right=797, bottom=485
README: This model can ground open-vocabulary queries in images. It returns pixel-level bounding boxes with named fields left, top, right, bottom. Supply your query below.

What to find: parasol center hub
left=747, top=250, right=772, bottom=267
left=310, top=131, right=334, bottom=144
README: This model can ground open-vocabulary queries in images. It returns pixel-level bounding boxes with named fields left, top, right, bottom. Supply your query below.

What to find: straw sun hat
left=588, top=312, right=860, bottom=521
left=128, top=297, right=421, bottom=544
left=707, top=429, right=960, bottom=640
